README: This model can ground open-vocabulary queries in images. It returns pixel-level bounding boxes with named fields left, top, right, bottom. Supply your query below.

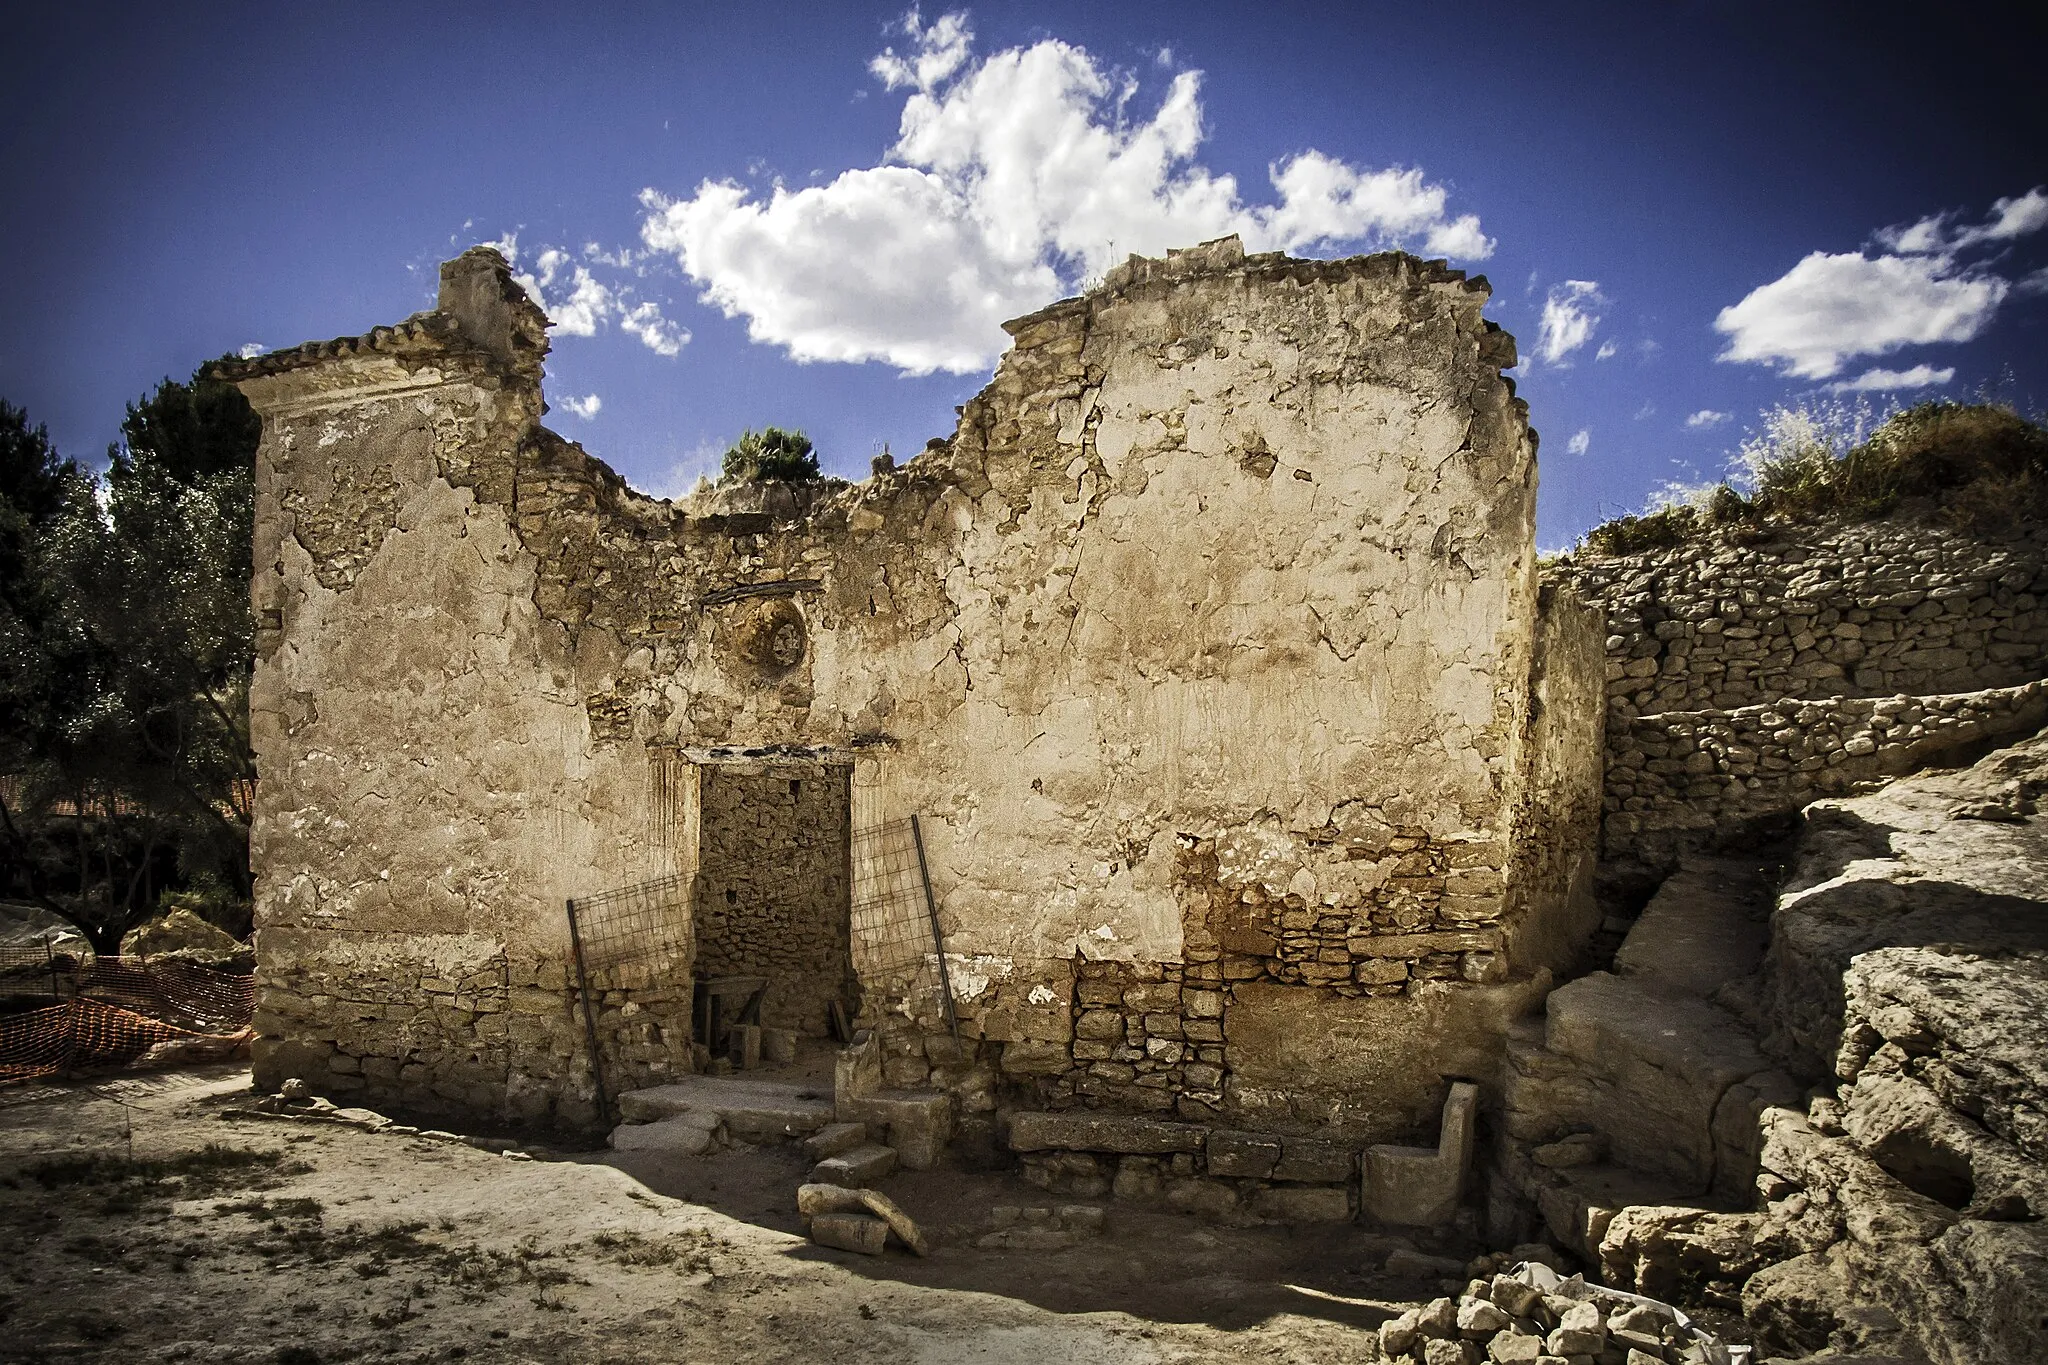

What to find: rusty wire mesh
left=849, top=817, right=956, bottom=1032
left=565, top=874, right=689, bottom=988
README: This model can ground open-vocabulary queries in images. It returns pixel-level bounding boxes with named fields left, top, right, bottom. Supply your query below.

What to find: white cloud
left=560, top=393, right=603, bottom=419
left=236, top=342, right=267, bottom=360
left=1566, top=429, right=1590, bottom=455
left=1595, top=339, right=1617, bottom=361
left=640, top=11, right=1492, bottom=375
left=1532, top=281, right=1603, bottom=367
left=1717, top=188, right=2048, bottom=381
left=1633, top=400, right=1656, bottom=420
left=1878, top=186, right=2048, bottom=255
left=639, top=438, right=725, bottom=500
left=1715, top=251, right=2004, bottom=379
left=2017, top=265, right=2048, bottom=298
left=497, top=237, right=690, bottom=356
left=1828, top=363, right=1954, bottom=393
left=1685, top=409, right=1731, bottom=430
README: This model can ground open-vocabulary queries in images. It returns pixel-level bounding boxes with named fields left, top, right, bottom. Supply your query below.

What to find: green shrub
left=719, top=427, right=819, bottom=484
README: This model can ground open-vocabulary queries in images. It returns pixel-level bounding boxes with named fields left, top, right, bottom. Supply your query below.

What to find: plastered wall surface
left=226, top=238, right=1601, bottom=1137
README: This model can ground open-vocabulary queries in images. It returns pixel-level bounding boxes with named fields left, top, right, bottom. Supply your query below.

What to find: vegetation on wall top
left=720, top=427, right=820, bottom=484
left=1581, top=401, right=2048, bottom=559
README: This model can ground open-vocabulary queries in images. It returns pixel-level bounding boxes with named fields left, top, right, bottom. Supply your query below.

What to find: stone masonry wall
left=692, top=762, right=854, bottom=1037
left=1556, top=521, right=2048, bottom=716
left=1603, top=680, right=2048, bottom=867
left=1553, top=520, right=2048, bottom=874
left=227, top=238, right=1601, bottom=1138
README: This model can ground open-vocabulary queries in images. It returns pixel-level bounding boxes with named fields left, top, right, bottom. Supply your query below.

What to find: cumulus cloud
left=640, top=10, right=1493, bottom=374
left=236, top=342, right=267, bottom=360
left=495, top=237, right=689, bottom=356
left=1595, top=339, right=1617, bottom=361
left=1531, top=281, right=1603, bottom=367
left=1566, top=429, right=1590, bottom=455
left=1828, top=363, right=1954, bottom=393
left=1685, top=409, right=1731, bottom=429
left=560, top=393, right=603, bottom=419
left=1716, top=188, right=2046, bottom=380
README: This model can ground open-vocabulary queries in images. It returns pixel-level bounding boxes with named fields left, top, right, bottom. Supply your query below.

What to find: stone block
left=1274, top=1136, right=1355, bottom=1183
left=840, top=1089, right=954, bottom=1170
left=802, top=1122, right=868, bottom=1161
left=1164, top=1176, right=1239, bottom=1218
left=808, top=1142, right=897, bottom=1187
left=796, top=1182, right=927, bottom=1255
left=1007, top=1111, right=1206, bottom=1154
left=1422, top=1339, right=1476, bottom=1365
left=999, top=1039, right=1070, bottom=1075
left=729, top=1023, right=762, bottom=1070
left=1364, top=1080, right=1478, bottom=1226
left=1205, top=1129, right=1282, bottom=1179
left=809, top=1211, right=888, bottom=1256
left=1112, top=1156, right=1164, bottom=1201
left=608, top=1114, right=718, bottom=1155
left=761, top=1028, right=797, bottom=1065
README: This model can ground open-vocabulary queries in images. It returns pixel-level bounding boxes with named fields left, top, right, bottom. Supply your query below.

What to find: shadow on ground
left=595, top=1140, right=1459, bottom=1334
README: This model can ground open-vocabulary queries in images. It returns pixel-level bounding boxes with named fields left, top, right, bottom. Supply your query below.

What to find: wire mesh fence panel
left=564, top=874, right=695, bottom=1122
left=0, top=956, right=255, bottom=1087
left=565, top=874, right=689, bottom=991
left=849, top=817, right=956, bottom=1033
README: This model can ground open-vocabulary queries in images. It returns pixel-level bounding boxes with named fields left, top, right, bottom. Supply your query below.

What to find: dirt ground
left=0, top=1066, right=1477, bottom=1364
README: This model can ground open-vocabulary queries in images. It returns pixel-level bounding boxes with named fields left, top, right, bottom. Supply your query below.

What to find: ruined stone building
left=221, top=237, right=1606, bottom=1139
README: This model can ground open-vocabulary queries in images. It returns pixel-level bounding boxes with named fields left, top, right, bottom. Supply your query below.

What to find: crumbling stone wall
left=227, top=236, right=1600, bottom=1138
left=1603, top=680, right=2048, bottom=868
left=692, top=761, right=854, bottom=1036
left=1554, top=521, right=2048, bottom=875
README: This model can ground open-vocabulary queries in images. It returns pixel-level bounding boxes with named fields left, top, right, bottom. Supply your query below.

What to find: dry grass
left=1582, top=402, right=2048, bottom=557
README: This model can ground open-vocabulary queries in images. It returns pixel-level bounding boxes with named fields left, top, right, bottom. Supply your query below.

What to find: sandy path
left=0, top=1068, right=1433, bottom=1363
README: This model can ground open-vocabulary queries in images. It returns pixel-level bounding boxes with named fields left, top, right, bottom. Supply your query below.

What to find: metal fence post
left=565, top=897, right=612, bottom=1127
left=908, top=814, right=959, bottom=1038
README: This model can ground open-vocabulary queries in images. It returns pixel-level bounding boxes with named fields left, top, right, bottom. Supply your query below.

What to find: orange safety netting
left=0, top=954, right=254, bottom=1086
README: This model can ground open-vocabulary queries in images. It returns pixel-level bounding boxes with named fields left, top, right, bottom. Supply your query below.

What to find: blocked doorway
left=689, top=760, right=856, bottom=1039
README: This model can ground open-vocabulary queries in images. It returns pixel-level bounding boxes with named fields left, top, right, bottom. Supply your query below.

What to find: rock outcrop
left=1735, top=728, right=2048, bottom=1364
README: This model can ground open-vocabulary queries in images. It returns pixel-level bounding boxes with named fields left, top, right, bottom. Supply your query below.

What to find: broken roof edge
left=1001, top=234, right=1497, bottom=338
left=209, top=247, right=550, bottom=387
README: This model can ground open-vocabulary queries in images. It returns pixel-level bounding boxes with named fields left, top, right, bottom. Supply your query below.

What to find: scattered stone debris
left=1378, top=1261, right=1750, bottom=1365
left=795, top=1182, right=928, bottom=1256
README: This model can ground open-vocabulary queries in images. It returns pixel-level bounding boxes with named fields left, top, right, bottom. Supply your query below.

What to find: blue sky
left=4, top=1, right=2044, bottom=547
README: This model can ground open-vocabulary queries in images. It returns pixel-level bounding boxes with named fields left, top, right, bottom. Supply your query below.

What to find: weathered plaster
left=226, top=239, right=1601, bottom=1133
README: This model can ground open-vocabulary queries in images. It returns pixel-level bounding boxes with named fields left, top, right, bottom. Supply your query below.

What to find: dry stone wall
left=226, top=238, right=1601, bottom=1139
left=1558, top=522, right=2048, bottom=715
left=692, top=762, right=854, bottom=1037
left=1554, top=521, right=2048, bottom=872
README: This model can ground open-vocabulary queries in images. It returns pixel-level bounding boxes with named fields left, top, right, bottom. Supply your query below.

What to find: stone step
left=616, top=1075, right=835, bottom=1144
left=607, top=1112, right=719, bottom=1156
left=1613, top=854, right=1777, bottom=1002
left=1537, top=970, right=1788, bottom=1199
left=838, top=1089, right=955, bottom=1169
left=802, top=1122, right=869, bottom=1161
left=809, top=1142, right=898, bottom=1187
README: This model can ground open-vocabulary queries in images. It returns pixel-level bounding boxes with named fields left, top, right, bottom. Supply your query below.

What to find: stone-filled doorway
left=690, top=760, right=856, bottom=1038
